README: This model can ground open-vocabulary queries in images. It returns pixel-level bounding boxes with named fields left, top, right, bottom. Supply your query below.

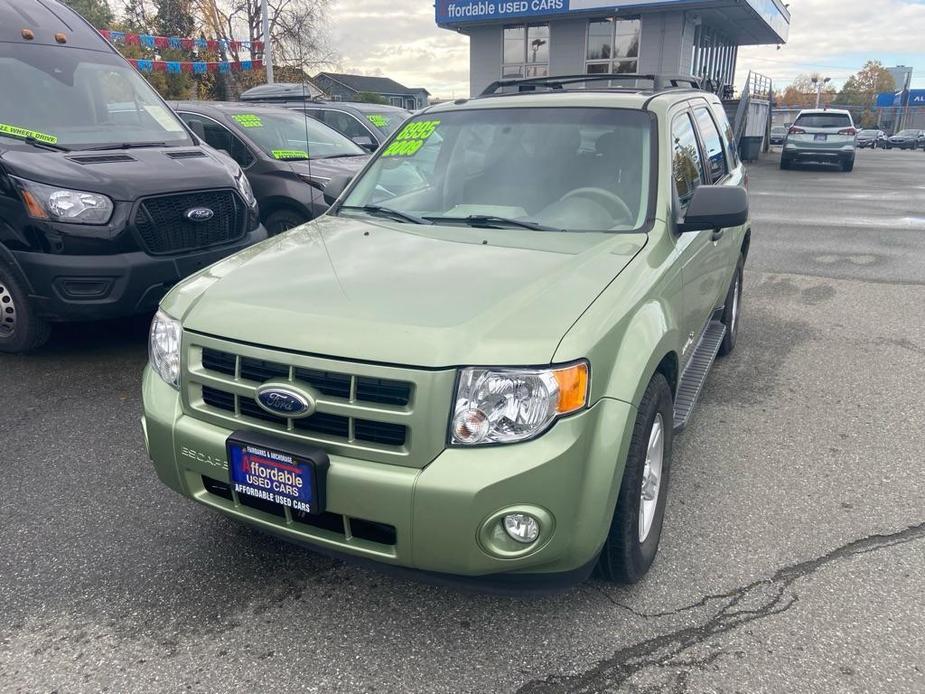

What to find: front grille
left=202, top=348, right=411, bottom=406
left=133, top=190, right=244, bottom=255
left=202, top=385, right=407, bottom=447
left=200, top=475, right=397, bottom=546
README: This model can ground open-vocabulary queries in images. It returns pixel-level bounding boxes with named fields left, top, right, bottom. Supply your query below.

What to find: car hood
left=289, top=154, right=369, bottom=180
left=0, top=145, right=239, bottom=201
left=165, top=214, right=647, bottom=367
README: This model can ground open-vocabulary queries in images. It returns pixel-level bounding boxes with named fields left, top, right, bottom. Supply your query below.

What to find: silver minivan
left=781, top=109, right=857, bottom=172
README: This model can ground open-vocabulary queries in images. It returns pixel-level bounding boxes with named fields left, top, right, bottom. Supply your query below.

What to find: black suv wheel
left=0, top=264, right=51, bottom=353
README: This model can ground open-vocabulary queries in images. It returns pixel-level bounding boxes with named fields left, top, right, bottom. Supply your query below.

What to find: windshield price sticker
left=0, top=122, right=58, bottom=145
left=272, top=149, right=309, bottom=160
left=367, top=114, right=391, bottom=128
left=232, top=113, right=263, bottom=128
left=382, top=119, right=440, bottom=157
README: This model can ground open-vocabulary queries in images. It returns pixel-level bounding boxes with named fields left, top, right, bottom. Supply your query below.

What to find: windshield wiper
left=81, top=141, right=168, bottom=151
left=316, top=153, right=364, bottom=159
left=0, top=132, right=69, bottom=152
left=424, top=215, right=561, bottom=232
left=338, top=205, right=431, bottom=225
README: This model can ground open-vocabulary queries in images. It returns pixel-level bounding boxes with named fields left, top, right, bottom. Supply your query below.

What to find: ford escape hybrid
left=143, top=74, right=750, bottom=589
left=0, top=0, right=265, bottom=352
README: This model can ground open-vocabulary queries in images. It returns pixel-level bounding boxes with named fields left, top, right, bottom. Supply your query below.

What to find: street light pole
left=812, top=76, right=831, bottom=109
left=261, top=0, right=273, bottom=83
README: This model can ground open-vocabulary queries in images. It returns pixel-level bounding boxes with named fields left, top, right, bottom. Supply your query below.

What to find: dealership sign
left=876, top=90, right=925, bottom=108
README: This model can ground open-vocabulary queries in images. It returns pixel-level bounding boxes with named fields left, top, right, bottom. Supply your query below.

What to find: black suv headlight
left=13, top=176, right=114, bottom=224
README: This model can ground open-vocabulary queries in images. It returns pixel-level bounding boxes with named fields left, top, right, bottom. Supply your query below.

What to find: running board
left=673, top=320, right=726, bottom=432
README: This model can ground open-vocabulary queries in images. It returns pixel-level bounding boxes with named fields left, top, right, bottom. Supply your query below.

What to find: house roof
left=315, top=72, right=418, bottom=96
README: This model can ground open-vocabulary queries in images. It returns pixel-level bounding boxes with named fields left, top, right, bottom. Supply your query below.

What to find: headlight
left=149, top=310, right=182, bottom=389
left=235, top=171, right=257, bottom=208
left=13, top=176, right=113, bottom=224
left=450, top=362, right=589, bottom=446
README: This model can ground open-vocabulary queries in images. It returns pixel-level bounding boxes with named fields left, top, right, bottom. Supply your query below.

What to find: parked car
left=781, top=109, right=857, bottom=171
left=856, top=129, right=887, bottom=149
left=0, top=0, right=265, bottom=353
left=240, top=83, right=411, bottom=151
left=143, top=73, right=750, bottom=589
left=769, top=125, right=787, bottom=145
left=885, top=129, right=923, bottom=150
left=171, top=101, right=369, bottom=234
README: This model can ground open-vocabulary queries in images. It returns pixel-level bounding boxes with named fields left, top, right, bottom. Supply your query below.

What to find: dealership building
left=436, top=0, right=790, bottom=96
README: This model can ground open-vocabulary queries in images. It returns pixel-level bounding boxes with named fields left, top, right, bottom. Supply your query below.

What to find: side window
left=179, top=113, right=254, bottom=167
left=693, top=106, right=729, bottom=182
left=320, top=110, right=374, bottom=143
left=671, top=113, right=704, bottom=209
left=711, top=105, right=740, bottom=167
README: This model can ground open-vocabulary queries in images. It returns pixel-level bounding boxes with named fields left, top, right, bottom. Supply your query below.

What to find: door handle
left=712, top=228, right=725, bottom=242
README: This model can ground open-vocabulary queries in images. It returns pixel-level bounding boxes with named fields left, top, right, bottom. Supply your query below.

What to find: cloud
left=328, top=0, right=925, bottom=98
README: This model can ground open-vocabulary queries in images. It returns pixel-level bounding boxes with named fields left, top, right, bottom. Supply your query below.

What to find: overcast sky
left=328, top=0, right=925, bottom=98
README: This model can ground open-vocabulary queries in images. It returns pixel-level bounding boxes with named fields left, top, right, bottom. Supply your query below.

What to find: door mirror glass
left=352, top=135, right=376, bottom=150
left=323, top=174, right=353, bottom=205
left=678, top=185, right=748, bottom=233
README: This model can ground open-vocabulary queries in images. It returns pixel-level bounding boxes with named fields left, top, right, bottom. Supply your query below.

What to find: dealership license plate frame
left=226, top=430, right=329, bottom=515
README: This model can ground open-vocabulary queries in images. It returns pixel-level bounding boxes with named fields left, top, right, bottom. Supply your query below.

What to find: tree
left=62, top=0, right=114, bottom=26
left=779, top=73, right=837, bottom=109
left=836, top=61, right=896, bottom=128
left=355, top=91, right=388, bottom=105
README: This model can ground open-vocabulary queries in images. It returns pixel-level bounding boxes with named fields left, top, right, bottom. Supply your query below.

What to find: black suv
left=886, top=129, right=923, bottom=150
left=0, top=0, right=265, bottom=352
left=172, top=102, right=369, bottom=234
left=240, top=83, right=411, bottom=151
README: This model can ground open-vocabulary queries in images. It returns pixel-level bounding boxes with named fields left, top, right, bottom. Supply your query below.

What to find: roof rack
left=479, top=74, right=710, bottom=97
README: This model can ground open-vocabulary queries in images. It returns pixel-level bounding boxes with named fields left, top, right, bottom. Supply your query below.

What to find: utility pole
left=261, top=0, right=273, bottom=83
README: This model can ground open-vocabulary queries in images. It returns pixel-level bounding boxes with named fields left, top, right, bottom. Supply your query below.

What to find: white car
left=781, top=109, right=857, bottom=172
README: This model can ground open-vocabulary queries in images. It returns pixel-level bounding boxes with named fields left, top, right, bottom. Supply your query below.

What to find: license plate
left=814, top=134, right=827, bottom=142
left=226, top=431, right=329, bottom=515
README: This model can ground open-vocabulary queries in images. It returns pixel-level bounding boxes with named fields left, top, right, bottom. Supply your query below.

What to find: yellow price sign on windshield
left=381, top=119, right=439, bottom=157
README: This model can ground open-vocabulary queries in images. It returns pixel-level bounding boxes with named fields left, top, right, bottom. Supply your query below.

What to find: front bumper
left=13, top=226, right=267, bottom=321
left=142, top=366, right=636, bottom=585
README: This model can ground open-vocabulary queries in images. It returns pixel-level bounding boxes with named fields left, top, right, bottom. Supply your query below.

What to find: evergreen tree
left=61, top=0, right=114, bottom=27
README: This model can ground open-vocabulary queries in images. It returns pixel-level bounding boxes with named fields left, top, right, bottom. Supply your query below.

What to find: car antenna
left=294, top=23, right=314, bottom=188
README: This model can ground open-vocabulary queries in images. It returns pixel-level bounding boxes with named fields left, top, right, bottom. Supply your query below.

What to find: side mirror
left=352, top=135, right=376, bottom=151
left=323, top=173, right=352, bottom=205
left=678, top=185, right=749, bottom=233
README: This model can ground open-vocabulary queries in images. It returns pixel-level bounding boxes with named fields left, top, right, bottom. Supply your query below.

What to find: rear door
left=789, top=112, right=856, bottom=150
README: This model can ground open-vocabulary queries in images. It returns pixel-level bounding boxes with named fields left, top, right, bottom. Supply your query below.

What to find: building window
left=586, top=18, right=640, bottom=74
left=502, top=24, right=549, bottom=78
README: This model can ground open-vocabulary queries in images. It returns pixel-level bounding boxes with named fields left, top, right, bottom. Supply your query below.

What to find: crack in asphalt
left=518, top=522, right=925, bottom=694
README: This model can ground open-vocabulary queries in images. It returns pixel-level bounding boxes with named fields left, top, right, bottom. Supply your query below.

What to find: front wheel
left=596, top=373, right=674, bottom=584
left=0, top=263, right=51, bottom=353
left=265, top=208, right=310, bottom=236
left=718, top=255, right=744, bottom=357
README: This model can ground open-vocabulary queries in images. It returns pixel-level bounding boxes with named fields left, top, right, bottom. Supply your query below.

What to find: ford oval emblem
left=255, top=384, right=316, bottom=418
left=185, top=206, right=214, bottom=222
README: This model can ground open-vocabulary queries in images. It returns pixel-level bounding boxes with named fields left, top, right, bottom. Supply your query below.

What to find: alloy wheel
left=639, top=413, right=664, bottom=542
left=0, top=280, right=17, bottom=337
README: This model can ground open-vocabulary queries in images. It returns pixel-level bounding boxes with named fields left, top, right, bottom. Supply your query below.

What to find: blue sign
left=877, top=92, right=902, bottom=108
left=910, top=90, right=925, bottom=106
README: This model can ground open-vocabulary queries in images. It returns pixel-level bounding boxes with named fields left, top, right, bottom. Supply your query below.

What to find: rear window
left=794, top=113, right=852, bottom=129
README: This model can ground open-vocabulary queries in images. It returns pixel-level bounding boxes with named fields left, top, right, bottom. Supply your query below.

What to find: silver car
left=781, top=109, right=857, bottom=172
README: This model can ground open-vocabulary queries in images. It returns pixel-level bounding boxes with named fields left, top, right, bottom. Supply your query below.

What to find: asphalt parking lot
left=1, top=148, right=923, bottom=693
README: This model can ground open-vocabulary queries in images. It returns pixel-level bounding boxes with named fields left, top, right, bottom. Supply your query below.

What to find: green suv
left=143, top=74, right=750, bottom=589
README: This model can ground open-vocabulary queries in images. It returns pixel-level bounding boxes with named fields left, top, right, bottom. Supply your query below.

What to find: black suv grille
left=133, top=190, right=244, bottom=255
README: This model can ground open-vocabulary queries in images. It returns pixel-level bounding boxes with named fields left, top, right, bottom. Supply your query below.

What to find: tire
left=842, top=157, right=855, bottom=172
left=265, top=208, right=309, bottom=236
left=718, top=255, right=744, bottom=357
left=596, top=373, right=674, bottom=584
left=0, top=263, right=51, bottom=354
left=780, top=156, right=792, bottom=170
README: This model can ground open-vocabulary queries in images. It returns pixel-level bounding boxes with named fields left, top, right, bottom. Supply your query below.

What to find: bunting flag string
left=127, top=58, right=264, bottom=74
left=100, top=30, right=264, bottom=54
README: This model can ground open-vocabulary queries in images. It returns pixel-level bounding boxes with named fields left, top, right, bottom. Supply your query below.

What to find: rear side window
left=319, top=110, right=375, bottom=143
left=179, top=113, right=254, bottom=167
left=794, top=113, right=852, bottom=129
left=693, top=107, right=728, bottom=183
left=671, top=113, right=704, bottom=208
left=711, top=106, right=740, bottom=166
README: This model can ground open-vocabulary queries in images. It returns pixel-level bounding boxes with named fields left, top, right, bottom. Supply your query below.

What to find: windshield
left=226, top=108, right=364, bottom=159
left=772, top=126, right=786, bottom=133
left=859, top=130, right=879, bottom=135
left=794, top=113, right=852, bottom=129
left=364, top=112, right=409, bottom=135
left=340, top=108, right=653, bottom=233
left=895, top=130, right=919, bottom=137
left=0, top=43, right=191, bottom=150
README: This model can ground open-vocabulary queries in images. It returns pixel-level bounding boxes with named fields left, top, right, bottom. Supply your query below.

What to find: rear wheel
left=842, top=157, right=855, bottom=172
left=596, top=373, right=674, bottom=584
left=265, top=208, right=309, bottom=236
left=780, top=156, right=792, bottom=170
left=0, top=263, right=50, bottom=354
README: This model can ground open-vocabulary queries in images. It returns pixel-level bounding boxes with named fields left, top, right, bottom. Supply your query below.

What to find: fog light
left=503, top=513, right=540, bottom=544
